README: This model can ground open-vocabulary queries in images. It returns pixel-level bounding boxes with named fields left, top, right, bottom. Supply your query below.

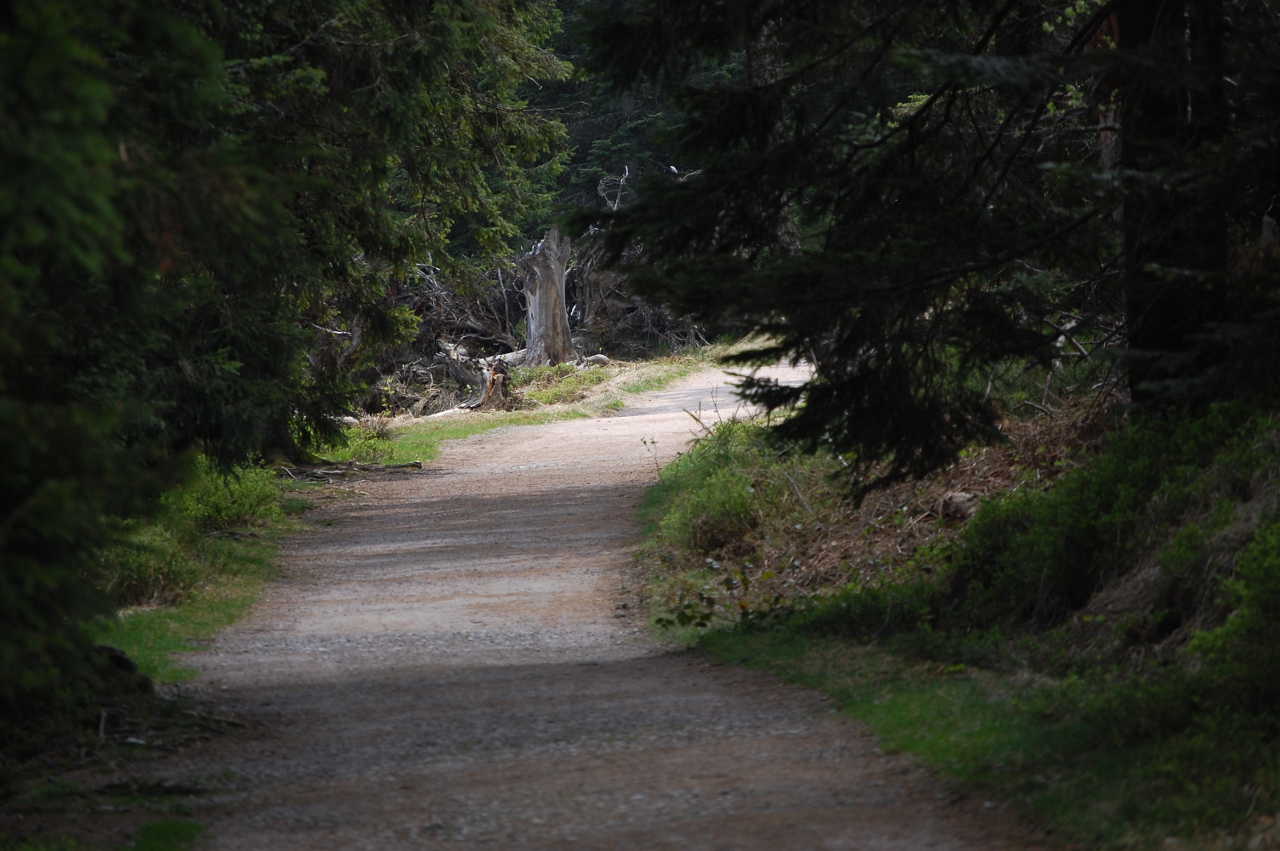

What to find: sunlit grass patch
left=616, top=357, right=705, bottom=394
left=321, top=408, right=587, bottom=466
left=511, top=362, right=614, bottom=405
left=94, top=532, right=277, bottom=683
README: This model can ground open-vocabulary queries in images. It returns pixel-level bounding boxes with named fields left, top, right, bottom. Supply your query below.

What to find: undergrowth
left=2, top=455, right=298, bottom=848
left=642, top=399, right=1280, bottom=849
left=82, top=455, right=302, bottom=683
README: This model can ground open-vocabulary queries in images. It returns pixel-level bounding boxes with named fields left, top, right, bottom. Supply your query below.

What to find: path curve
left=151, top=368, right=1040, bottom=849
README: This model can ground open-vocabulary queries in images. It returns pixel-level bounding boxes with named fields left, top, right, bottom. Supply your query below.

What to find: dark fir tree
left=579, top=0, right=1280, bottom=488
left=537, top=0, right=685, bottom=217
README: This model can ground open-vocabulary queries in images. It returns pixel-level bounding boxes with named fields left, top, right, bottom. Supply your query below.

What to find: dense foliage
left=581, top=0, right=1280, bottom=487
left=0, top=0, right=566, bottom=706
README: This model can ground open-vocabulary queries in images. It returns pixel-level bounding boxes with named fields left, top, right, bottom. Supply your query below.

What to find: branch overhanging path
left=127, top=367, right=1039, bottom=849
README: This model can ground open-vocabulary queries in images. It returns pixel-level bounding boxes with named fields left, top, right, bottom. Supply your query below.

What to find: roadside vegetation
left=640, top=381, right=1280, bottom=850
left=92, top=458, right=295, bottom=683
left=510, top=350, right=714, bottom=408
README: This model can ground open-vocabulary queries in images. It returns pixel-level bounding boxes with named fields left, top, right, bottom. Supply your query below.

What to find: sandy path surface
left=136, top=368, right=1041, bottom=849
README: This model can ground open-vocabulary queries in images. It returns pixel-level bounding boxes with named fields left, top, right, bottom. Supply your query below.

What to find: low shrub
left=161, top=455, right=282, bottom=533
left=99, top=523, right=200, bottom=605
left=642, top=419, right=854, bottom=626
left=644, top=419, right=811, bottom=557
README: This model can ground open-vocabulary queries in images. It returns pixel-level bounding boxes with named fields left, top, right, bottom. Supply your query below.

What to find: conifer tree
left=580, top=0, right=1279, bottom=488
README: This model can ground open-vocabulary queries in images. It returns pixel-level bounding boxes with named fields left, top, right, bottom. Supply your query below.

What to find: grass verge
left=92, top=533, right=278, bottom=683
left=2, top=458, right=297, bottom=850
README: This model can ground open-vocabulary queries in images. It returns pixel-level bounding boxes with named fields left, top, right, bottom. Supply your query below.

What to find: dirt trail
left=130, top=368, right=1041, bottom=849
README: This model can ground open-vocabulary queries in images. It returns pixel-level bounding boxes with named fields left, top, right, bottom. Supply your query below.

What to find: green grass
left=511, top=362, right=612, bottom=405
left=323, top=409, right=587, bottom=465
left=89, top=457, right=294, bottom=683
left=93, top=533, right=276, bottom=683
left=617, top=358, right=705, bottom=393
left=523, top=351, right=712, bottom=403
left=93, top=459, right=284, bottom=607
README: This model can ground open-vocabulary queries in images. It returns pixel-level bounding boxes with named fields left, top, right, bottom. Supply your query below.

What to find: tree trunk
left=1119, top=0, right=1228, bottom=404
left=522, top=227, right=575, bottom=367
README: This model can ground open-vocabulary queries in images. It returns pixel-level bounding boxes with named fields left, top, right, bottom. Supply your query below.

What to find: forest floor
left=6, top=368, right=1049, bottom=850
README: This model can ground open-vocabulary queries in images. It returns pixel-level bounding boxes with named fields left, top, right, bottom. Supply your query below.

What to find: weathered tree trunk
left=522, top=227, right=574, bottom=367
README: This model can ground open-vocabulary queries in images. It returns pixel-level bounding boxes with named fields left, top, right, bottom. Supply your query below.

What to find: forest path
left=151, top=368, right=1039, bottom=849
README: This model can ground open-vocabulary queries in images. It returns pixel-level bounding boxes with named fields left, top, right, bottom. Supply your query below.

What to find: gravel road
left=134, top=367, right=1044, bottom=849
